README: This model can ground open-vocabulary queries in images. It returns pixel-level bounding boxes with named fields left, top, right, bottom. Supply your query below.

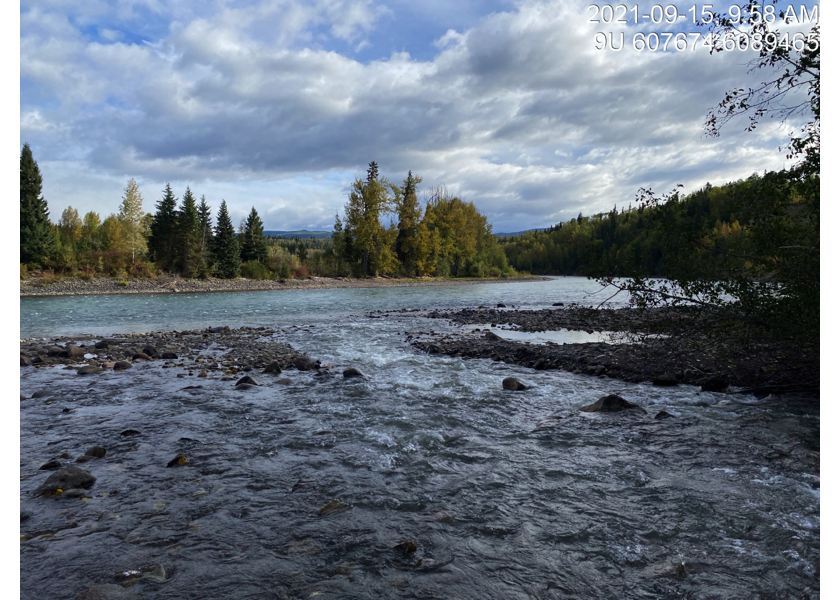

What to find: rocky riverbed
left=397, top=305, right=819, bottom=395
left=20, top=274, right=546, bottom=297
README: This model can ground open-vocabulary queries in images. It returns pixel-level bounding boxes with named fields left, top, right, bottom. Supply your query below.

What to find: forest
left=20, top=153, right=515, bottom=282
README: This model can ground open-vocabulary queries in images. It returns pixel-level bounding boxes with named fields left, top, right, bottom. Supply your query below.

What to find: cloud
left=20, top=0, right=800, bottom=232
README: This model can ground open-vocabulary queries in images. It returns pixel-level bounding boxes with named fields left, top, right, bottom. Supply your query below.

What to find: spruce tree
left=213, top=200, right=240, bottom=278
left=148, top=184, right=178, bottom=271
left=239, top=207, right=269, bottom=264
left=198, top=195, right=214, bottom=275
left=396, top=170, right=425, bottom=276
left=177, top=187, right=202, bottom=276
left=20, top=143, right=55, bottom=266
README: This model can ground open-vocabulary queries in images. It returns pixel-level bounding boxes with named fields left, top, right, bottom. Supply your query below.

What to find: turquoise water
left=20, top=277, right=621, bottom=338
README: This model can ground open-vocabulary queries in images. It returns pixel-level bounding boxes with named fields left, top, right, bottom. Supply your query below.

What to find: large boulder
left=35, top=466, right=96, bottom=496
left=292, top=356, right=321, bottom=371
left=343, top=368, right=366, bottom=379
left=701, top=375, right=729, bottom=392
left=652, top=373, right=679, bottom=387
left=580, top=394, right=645, bottom=413
left=65, top=344, right=86, bottom=359
left=502, top=377, right=529, bottom=391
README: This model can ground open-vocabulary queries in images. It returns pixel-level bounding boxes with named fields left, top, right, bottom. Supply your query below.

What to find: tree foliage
left=239, top=207, right=269, bottom=264
left=213, top=200, right=240, bottom=279
left=117, top=178, right=147, bottom=264
left=148, top=184, right=179, bottom=271
left=20, top=143, right=55, bottom=266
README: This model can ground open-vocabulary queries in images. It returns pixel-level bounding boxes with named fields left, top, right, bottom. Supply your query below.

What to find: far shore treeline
left=19, top=154, right=514, bottom=281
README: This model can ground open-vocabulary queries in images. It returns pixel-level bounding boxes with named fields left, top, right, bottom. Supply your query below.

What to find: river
left=20, top=277, right=820, bottom=599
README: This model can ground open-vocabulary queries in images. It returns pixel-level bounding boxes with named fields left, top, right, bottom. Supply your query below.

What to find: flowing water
left=20, top=278, right=820, bottom=599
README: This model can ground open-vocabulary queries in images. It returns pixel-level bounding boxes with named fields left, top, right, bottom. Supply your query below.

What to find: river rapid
left=20, top=278, right=820, bottom=599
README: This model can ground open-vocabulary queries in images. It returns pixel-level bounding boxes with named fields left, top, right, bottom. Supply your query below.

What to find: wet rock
left=652, top=373, right=679, bottom=387
left=35, top=466, right=96, bottom=496
left=94, top=340, right=111, bottom=349
left=394, top=540, right=417, bottom=555
left=317, top=498, right=348, bottom=516
left=120, top=429, right=141, bottom=436
left=197, top=370, right=208, bottom=378
left=166, top=454, right=188, bottom=467
left=141, top=345, right=158, bottom=358
left=580, top=394, right=645, bottom=413
left=74, top=583, right=144, bottom=600
left=113, top=361, right=132, bottom=371
left=20, top=355, right=32, bottom=366
left=502, top=377, right=529, bottom=391
left=235, top=383, right=256, bottom=390
left=484, top=330, right=503, bottom=341
left=263, top=360, right=283, bottom=374
left=701, top=375, right=729, bottom=392
left=236, top=375, right=260, bottom=387
left=31, top=390, right=52, bottom=398
left=497, top=303, right=506, bottom=308
left=76, top=455, right=95, bottom=463
left=654, top=410, right=675, bottom=420
left=293, top=356, right=321, bottom=371
left=132, top=352, right=151, bottom=361
left=77, top=365, right=104, bottom=375
left=159, top=351, right=178, bottom=359
left=66, top=344, right=86, bottom=359
left=21, top=511, right=32, bottom=522
left=207, top=326, right=230, bottom=333
left=39, top=459, right=62, bottom=471
left=645, top=559, right=687, bottom=579
left=343, top=368, right=366, bottom=379
left=115, top=563, right=167, bottom=583
left=85, top=446, right=107, bottom=458
left=287, top=540, right=321, bottom=556
left=552, top=302, right=564, bottom=306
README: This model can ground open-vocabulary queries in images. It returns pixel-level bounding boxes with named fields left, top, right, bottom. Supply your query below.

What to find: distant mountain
left=493, top=228, right=548, bottom=237
left=264, top=230, right=333, bottom=239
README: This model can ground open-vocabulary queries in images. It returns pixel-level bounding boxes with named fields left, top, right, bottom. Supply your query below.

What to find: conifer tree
left=117, top=178, right=147, bottom=264
left=20, top=143, right=55, bottom=266
left=148, top=184, right=178, bottom=271
left=396, top=170, right=426, bottom=276
left=213, top=200, right=240, bottom=278
left=239, top=207, right=269, bottom=264
left=198, top=195, right=214, bottom=275
left=177, top=187, right=202, bottom=276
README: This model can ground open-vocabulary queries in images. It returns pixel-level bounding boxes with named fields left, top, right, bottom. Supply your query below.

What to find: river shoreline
left=20, top=274, right=548, bottom=298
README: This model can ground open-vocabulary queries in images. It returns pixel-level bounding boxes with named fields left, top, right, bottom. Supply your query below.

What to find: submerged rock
left=113, top=361, right=132, bottom=371
left=235, top=375, right=260, bottom=387
left=580, top=394, right=645, bottom=413
left=263, top=360, right=283, bottom=374
left=394, top=540, right=418, bottom=555
left=654, top=410, right=675, bottom=420
left=502, top=377, right=529, bottom=391
left=74, top=584, right=144, bottom=600
left=85, top=446, right=107, bottom=458
left=317, top=498, right=348, bottom=516
left=293, top=356, right=321, bottom=371
left=39, top=459, right=62, bottom=471
left=343, top=368, right=366, bottom=379
left=35, top=466, right=96, bottom=496
left=77, top=365, right=104, bottom=375
left=166, top=454, right=188, bottom=467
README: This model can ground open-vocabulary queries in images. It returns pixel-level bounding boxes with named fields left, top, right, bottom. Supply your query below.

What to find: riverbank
left=20, top=274, right=547, bottom=297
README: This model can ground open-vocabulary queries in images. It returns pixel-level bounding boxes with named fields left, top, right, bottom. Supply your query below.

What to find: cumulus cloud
left=20, top=0, right=799, bottom=231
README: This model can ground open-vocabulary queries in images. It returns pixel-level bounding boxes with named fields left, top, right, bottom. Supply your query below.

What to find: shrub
left=20, top=264, right=27, bottom=280
left=241, top=260, right=273, bottom=280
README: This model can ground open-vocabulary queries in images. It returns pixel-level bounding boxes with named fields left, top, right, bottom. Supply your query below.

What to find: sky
left=19, top=0, right=820, bottom=233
